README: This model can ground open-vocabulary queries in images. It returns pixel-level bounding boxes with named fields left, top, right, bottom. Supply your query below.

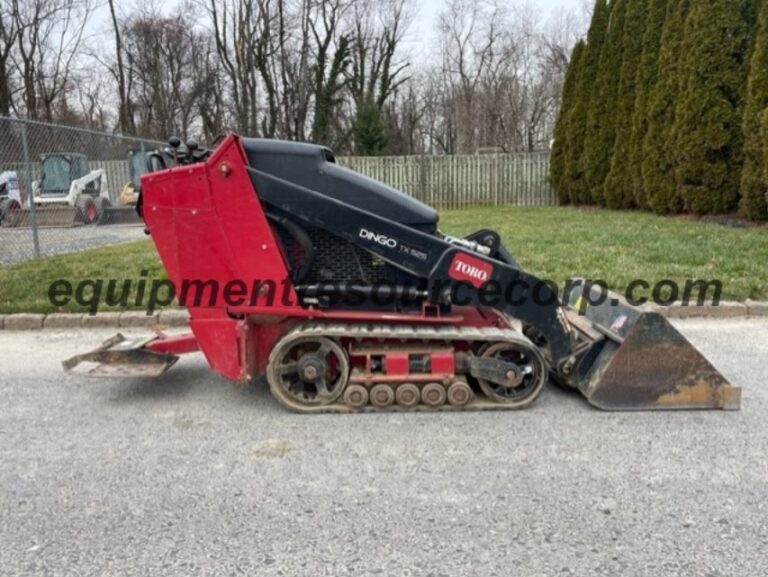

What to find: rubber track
left=266, top=322, right=548, bottom=414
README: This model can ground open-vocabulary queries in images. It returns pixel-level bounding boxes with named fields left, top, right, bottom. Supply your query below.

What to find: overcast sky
left=405, top=0, right=590, bottom=47
left=99, top=0, right=590, bottom=52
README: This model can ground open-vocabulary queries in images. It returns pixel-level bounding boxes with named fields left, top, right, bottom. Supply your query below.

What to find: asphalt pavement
left=0, top=319, right=766, bottom=577
left=0, top=225, right=145, bottom=264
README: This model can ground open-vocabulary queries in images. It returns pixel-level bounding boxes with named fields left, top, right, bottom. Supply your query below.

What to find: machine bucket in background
left=63, top=334, right=179, bottom=378
left=97, top=206, right=143, bottom=226
left=5, top=207, right=79, bottom=228
left=564, top=281, right=741, bottom=411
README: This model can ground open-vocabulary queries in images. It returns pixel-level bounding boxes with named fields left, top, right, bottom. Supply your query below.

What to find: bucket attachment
left=564, top=281, right=741, bottom=411
left=63, top=333, right=179, bottom=378
left=7, top=207, right=79, bottom=228
left=97, top=206, right=143, bottom=226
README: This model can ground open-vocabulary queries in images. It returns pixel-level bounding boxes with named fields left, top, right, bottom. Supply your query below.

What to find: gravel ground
left=0, top=319, right=766, bottom=577
left=0, top=225, right=145, bottom=264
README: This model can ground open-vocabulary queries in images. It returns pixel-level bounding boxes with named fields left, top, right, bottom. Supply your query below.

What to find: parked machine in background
left=3, top=153, right=110, bottom=228
left=0, top=170, right=22, bottom=224
left=119, top=149, right=145, bottom=207
left=99, top=148, right=171, bottom=226
left=35, top=153, right=110, bottom=225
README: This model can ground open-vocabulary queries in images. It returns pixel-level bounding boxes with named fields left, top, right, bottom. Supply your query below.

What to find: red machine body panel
left=140, top=135, right=502, bottom=384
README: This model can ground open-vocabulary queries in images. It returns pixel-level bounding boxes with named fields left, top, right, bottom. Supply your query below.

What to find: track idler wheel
left=474, top=341, right=547, bottom=408
left=267, top=335, right=349, bottom=410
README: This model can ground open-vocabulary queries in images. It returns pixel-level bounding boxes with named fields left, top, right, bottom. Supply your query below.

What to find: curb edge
left=0, top=303, right=765, bottom=331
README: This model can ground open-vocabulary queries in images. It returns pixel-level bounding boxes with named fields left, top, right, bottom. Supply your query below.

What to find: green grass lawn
left=1, top=206, right=766, bottom=314
left=0, top=240, right=166, bottom=314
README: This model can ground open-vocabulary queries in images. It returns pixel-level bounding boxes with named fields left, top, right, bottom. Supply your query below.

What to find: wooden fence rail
left=4, top=153, right=554, bottom=209
left=338, top=153, right=555, bottom=209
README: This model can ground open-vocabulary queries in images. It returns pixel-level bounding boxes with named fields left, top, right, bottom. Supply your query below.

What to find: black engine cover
left=242, top=138, right=438, bottom=232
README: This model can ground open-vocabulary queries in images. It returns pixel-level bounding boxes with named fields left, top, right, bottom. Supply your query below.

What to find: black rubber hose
left=267, top=212, right=315, bottom=284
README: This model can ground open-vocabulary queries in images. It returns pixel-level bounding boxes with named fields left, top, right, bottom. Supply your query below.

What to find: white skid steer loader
left=2, top=154, right=110, bottom=228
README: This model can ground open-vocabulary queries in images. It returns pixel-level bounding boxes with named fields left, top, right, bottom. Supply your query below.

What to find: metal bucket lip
left=563, top=290, right=741, bottom=412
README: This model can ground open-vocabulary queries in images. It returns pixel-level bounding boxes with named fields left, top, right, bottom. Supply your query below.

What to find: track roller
left=395, top=383, right=420, bottom=407
left=370, top=384, right=395, bottom=408
left=447, top=379, right=473, bottom=407
left=344, top=385, right=369, bottom=409
left=421, top=383, right=446, bottom=407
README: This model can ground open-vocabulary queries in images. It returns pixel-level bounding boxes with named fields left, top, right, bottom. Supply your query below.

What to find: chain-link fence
left=0, top=117, right=557, bottom=266
left=0, top=117, right=162, bottom=265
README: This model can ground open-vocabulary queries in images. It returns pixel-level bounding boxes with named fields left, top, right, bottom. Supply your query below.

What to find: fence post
left=19, top=121, right=41, bottom=258
left=418, top=155, right=427, bottom=203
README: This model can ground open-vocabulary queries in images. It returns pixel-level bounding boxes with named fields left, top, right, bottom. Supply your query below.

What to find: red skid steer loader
left=64, top=135, right=741, bottom=413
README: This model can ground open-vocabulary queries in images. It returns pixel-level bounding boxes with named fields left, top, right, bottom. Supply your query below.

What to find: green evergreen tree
left=674, top=0, right=748, bottom=214
left=764, top=108, right=768, bottom=192
left=582, top=0, right=628, bottom=205
left=353, top=99, right=389, bottom=156
left=743, top=0, right=764, bottom=38
left=551, top=40, right=586, bottom=204
left=628, top=0, right=669, bottom=208
left=741, top=0, right=768, bottom=219
left=565, top=0, right=610, bottom=204
left=642, top=0, right=689, bottom=213
left=604, top=0, right=649, bottom=208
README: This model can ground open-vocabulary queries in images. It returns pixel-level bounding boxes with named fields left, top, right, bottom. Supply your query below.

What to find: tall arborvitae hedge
left=551, top=41, right=586, bottom=204
left=673, top=0, right=748, bottom=214
left=583, top=0, right=628, bottom=205
left=551, top=0, right=767, bottom=220
left=740, top=0, right=768, bottom=220
left=765, top=108, right=768, bottom=180
left=764, top=108, right=768, bottom=192
left=566, top=0, right=610, bottom=204
left=743, top=0, right=764, bottom=39
left=628, top=0, right=669, bottom=208
left=604, top=0, right=648, bottom=208
left=642, top=0, right=689, bottom=213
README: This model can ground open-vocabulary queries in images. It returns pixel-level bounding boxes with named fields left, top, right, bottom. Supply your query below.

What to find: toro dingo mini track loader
left=65, top=135, right=741, bottom=413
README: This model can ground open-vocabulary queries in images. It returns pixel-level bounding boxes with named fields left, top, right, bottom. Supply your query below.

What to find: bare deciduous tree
left=347, top=0, right=411, bottom=109
left=0, top=0, right=586, bottom=156
left=123, top=5, right=203, bottom=140
left=205, top=0, right=264, bottom=135
left=12, top=0, right=91, bottom=120
left=107, top=0, right=133, bottom=133
left=422, top=0, right=584, bottom=154
left=0, top=0, right=20, bottom=116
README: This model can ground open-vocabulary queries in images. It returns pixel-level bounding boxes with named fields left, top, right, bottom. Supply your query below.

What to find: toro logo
left=449, top=253, right=493, bottom=288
